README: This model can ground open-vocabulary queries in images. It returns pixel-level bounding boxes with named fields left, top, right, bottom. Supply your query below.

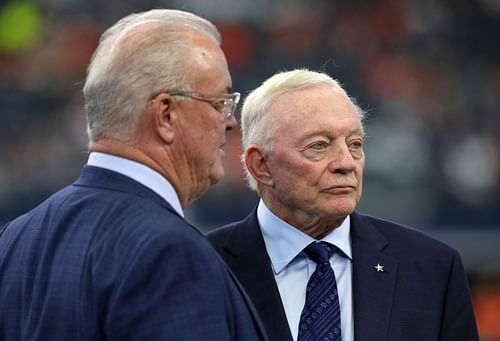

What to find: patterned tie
left=298, top=241, right=341, bottom=341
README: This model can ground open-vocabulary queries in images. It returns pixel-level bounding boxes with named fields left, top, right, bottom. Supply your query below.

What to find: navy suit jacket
left=0, top=166, right=267, bottom=340
left=207, top=208, right=479, bottom=341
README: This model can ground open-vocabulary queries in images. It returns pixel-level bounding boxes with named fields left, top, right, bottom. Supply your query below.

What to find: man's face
left=174, top=31, right=237, bottom=202
left=263, top=85, right=365, bottom=227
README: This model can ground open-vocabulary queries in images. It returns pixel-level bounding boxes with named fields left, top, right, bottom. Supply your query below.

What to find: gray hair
left=241, top=68, right=365, bottom=191
left=84, top=9, right=221, bottom=143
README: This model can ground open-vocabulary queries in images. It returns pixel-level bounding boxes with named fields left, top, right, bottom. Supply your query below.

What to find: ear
left=152, top=93, right=176, bottom=144
left=245, top=145, right=274, bottom=187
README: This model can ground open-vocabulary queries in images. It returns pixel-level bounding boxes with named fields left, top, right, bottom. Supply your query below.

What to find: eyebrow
left=300, top=126, right=365, bottom=140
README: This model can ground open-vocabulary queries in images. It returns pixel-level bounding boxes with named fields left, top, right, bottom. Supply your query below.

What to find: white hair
left=240, top=68, right=365, bottom=191
left=83, top=9, right=221, bottom=143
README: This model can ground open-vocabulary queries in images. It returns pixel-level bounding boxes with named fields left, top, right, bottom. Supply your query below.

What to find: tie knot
left=303, top=242, right=334, bottom=264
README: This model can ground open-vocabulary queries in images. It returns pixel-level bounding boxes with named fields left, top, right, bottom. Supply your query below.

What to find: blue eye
left=311, top=142, right=327, bottom=150
left=350, top=140, right=363, bottom=149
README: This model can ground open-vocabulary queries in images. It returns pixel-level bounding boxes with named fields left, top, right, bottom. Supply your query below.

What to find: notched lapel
left=351, top=213, right=398, bottom=341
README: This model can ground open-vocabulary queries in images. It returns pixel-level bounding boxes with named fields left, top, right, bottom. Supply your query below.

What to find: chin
left=209, top=167, right=225, bottom=185
left=326, top=199, right=356, bottom=216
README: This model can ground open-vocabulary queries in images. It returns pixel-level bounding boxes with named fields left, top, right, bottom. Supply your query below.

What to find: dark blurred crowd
left=1, top=0, right=500, bottom=338
left=1, top=0, right=499, bottom=229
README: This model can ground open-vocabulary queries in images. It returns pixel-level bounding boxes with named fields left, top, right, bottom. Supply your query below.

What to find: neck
left=89, top=138, right=190, bottom=207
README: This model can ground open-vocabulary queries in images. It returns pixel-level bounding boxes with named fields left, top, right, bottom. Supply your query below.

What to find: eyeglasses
left=169, top=91, right=240, bottom=119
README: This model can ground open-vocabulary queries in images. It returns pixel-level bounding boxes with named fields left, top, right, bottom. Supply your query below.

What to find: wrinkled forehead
left=269, top=84, right=355, bottom=115
left=269, top=84, right=363, bottom=132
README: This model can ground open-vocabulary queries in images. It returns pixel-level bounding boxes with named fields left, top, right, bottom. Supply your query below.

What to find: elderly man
left=0, top=9, right=266, bottom=340
left=208, top=69, right=479, bottom=341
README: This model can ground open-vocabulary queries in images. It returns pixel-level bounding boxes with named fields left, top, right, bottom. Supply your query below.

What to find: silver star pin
left=374, top=263, right=384, bottom=272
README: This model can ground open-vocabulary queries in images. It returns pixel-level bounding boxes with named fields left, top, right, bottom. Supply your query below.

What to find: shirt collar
left=257, top=199, right=352, bottom=274
left=87, top=152, right=184, bottom=217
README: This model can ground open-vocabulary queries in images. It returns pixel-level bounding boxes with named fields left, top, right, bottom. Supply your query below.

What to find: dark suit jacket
left=207, top=207, right=479, bottom=341
left=0, top=166, right=266, bottom=340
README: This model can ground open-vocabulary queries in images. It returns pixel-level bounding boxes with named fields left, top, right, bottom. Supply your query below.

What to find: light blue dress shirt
left=87, top=152, right=184, bottom=217
left=257, top=199, right=354, bottom=341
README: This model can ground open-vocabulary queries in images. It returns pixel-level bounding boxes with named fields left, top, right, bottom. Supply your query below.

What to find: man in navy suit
left=208, top=69, right=479, bottom=340
left=0, top=9, right=266, bottom=340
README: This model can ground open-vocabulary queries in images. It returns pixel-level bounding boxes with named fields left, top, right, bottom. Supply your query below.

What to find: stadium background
left=1, top=0, right=499, bottom=338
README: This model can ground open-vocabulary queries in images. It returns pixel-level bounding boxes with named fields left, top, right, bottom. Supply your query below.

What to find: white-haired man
left=208, top=69, right=478, bottom=341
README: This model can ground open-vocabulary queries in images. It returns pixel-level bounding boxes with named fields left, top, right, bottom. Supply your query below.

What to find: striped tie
left=298, top=241, right=341, bottom=341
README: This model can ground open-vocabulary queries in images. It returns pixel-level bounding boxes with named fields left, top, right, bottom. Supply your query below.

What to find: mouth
left=321, top=185, right=356, bottom=194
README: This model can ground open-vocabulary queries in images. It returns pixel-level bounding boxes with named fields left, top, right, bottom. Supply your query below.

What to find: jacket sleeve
left=439, top=250, right=480, bottom=341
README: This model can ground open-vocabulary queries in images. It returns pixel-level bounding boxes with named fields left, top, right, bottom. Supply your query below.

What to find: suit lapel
left=78, top=166, right=269, bottom=338
left=221, top=209, right=293, bottom=341
left=350, top=212, right=398, bottom=341
left=218, top=209, right=398, bottom=340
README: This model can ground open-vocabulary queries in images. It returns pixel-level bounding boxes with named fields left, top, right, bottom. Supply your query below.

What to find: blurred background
left=1, top=0, right=499, bottom=338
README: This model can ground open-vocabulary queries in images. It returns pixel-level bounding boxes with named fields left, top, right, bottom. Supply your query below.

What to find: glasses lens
left=167, top=91, right=240, bottom=118
left=225, top=98, right=234, bottom=118
left=226, top=93, right=240, bottom=118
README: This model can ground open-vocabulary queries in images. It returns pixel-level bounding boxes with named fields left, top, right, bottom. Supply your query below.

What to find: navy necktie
left=298, top=241, right=341, bottom=341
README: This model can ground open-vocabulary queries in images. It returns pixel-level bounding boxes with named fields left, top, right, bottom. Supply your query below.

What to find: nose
left=327, top=143, right=356, bottom=174
left=225, top=115, right=238, bottom=131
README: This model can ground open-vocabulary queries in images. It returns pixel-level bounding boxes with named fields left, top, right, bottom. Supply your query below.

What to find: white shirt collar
left=257, top=199, right=352, bottom=274
left=87, top=152, right=184, bottom=217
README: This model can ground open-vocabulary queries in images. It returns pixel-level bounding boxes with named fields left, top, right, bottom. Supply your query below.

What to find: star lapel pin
left=374, top=263, right=384, bottom=272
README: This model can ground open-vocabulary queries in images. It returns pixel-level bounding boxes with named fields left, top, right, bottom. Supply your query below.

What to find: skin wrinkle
left=90, top=26, right=236, bottom=208
left=168, top=32, right=235, bottom=205
left=256, top=85, right=365, bottom=239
